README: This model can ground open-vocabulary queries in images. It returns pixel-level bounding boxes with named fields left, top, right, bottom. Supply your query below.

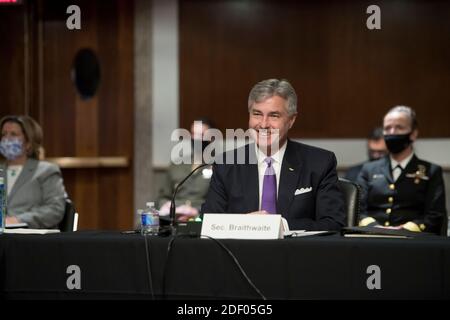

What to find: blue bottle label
left=0, top=179, right=5, bottom=230
left=141, top=213, right=158, bottom=226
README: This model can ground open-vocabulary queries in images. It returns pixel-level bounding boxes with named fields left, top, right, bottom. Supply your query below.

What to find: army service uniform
left=157, top=163, right=212, bottom=210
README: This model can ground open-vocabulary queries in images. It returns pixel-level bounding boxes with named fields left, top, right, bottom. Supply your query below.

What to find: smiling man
left=201, top=79, right=345, bottom=231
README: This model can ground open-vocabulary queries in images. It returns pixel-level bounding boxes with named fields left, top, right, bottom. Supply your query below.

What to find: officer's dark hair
left=368, top=127, right=384, bottom=141
left=385, top=105, right=418, bottom=130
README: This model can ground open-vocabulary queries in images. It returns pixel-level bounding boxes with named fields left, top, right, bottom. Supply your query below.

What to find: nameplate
left=201, top=214, right=283, bottom=239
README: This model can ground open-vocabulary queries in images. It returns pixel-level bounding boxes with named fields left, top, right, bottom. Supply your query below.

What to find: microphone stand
left=167, top=163, right=211, bottom=235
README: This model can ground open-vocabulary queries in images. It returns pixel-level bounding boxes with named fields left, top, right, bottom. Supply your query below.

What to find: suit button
left=384, top=221, right=390, bottom=226
left=389, top=184, right=395, bottom=190
left=386, top=208, right=392, bottom=214
left=388, top=197, right=394, bottom=203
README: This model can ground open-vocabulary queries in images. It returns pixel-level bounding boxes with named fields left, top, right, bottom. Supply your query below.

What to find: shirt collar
left=390, top=152, right=414, bottom=170
left=255, top=141, right=287, bottom=165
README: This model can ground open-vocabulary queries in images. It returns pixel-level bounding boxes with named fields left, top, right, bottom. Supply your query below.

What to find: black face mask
left=384, top=133, right=412, bottom=154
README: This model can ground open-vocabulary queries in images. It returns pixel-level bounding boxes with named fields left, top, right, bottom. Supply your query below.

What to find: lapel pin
left=289, top=167, right=294, bottom=171
left=406, top=164, right=429, bottom=184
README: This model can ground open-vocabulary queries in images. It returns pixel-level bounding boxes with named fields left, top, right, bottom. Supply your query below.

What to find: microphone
left=167, top=162, right=212, bottom=234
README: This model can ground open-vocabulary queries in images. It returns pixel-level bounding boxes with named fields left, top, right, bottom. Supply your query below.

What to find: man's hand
left=159, top=201, right=199, bottom=222
left=175, top=205, right=199, bottom=222
left=159, top=201, right=171, bottom=215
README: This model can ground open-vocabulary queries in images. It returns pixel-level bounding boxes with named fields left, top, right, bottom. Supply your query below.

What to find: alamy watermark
left=170, top=121, right=280, bottom=165
left=66, top=5, right=380, bottom=32
left=366, top=5, right=381, bottom=30
left=66, top=265, right=81, bottom=290
left=366, top=264, right=381, bottom=290
left=66, top=5, right=81, bottom=30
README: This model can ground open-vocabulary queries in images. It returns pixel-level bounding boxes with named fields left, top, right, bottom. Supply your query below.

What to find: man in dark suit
left=344, top=127, right=387, bottom=182
left=201, top=79, right=345, bottom=231
left=357, top=106, right=447, bottom=234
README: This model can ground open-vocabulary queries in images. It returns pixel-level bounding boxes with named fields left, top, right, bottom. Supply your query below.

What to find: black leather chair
left=441, top=214, right=448, bottom=236
left=337, top=178, right=361, bottom=227
left=58, top=198, right=77, bottom=232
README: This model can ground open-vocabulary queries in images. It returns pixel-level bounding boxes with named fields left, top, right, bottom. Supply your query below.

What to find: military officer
left=357, top=106, right=447, bottom=234
left=344, top=126, right=388, bottom=182
left=157, top=119, right=214, bottom=221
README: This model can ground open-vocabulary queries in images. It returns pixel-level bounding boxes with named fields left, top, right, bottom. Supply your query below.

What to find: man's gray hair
left=385, top=105, right=418, bottom=130
left=248, top=79, right=298, bottom=116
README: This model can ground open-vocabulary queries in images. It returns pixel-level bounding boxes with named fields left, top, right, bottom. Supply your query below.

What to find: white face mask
left=0, top=137, right=24, bottom=160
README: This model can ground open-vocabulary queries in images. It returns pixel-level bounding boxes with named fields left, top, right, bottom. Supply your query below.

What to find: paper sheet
left=3, top=228, right=60, bottom=234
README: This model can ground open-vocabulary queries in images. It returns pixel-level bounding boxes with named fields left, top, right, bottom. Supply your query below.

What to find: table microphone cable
left=201, top=235, right=266, bottom=300
left=143, top=234, right=156, bottom=299
left=162, top=235, right=178, bottom=300
left=162, top=234, right=266, bottom=300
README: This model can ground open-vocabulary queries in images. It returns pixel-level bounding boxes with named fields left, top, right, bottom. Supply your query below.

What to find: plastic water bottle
left=0, top=172, right=6, bottom=234
left=140, top=202, right=159, bottom=235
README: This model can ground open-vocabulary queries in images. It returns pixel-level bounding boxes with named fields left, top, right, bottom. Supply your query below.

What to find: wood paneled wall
left=0, top=0, right=134, bottom=230
left=179, top=0, right=450, bottom=137
left=0, top=5, right=26, bottom=115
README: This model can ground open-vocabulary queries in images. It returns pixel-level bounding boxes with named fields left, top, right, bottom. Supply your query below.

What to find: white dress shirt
left=390, top=152, right=414, bottom=181
left=255, top=142, right=287, bottom=210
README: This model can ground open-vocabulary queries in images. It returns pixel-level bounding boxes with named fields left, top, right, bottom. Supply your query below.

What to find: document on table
left=343, top=233, right=408, bottom=239
left=3, top=228, right=60, bottom=234
left=281, top=218, right=335, bottom=237
left=284, top=230, right=333, bottom=237
left=5, top=223, right=29, bottom=229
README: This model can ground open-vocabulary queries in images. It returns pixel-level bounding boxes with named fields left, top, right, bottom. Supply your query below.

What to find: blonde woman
left=0, top=115, right=66, bottom=228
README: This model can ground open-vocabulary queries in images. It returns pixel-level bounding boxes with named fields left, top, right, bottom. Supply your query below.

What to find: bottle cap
left=146, top=202, right=155, bottom=207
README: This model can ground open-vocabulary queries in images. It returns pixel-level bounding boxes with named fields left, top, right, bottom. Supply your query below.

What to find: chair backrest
left=58, top=198, right=77, bottom=232
left=337, top=178, right=360, bottom=227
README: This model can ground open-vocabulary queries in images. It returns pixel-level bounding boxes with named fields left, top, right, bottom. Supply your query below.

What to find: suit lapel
left=8, top=158, right=38, bottom=202
left=397, top=154, right=418, bottom=183
left=242, top=144, right=259, bottom=212
left=277, top=140, right=302, bottom=218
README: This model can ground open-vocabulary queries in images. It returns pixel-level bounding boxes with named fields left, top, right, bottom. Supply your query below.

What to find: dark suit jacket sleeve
left=201, top=164, right=228, bottom=213
left=415, top=165, right=447, bottom=233
left=356, top=163, right=378, bottom=226
left=315, top=153, right=346, bottom=230
left=288, top=152, right=345, bottom=231
left=356, top=164, right=369, bottom=223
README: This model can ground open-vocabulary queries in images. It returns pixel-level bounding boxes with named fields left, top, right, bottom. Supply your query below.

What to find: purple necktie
left=261, top=157, right=277, bottom=214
